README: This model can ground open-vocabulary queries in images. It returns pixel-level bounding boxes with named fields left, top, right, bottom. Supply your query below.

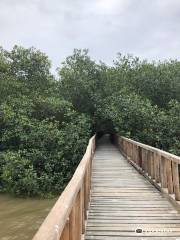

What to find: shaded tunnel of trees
left=0, top=46, right=179, bottom=197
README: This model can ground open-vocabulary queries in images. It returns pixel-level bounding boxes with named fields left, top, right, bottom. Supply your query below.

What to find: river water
left=0, top=194, right=57, bottom=240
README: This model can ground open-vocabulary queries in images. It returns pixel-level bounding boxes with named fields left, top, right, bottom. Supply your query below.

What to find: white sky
left=0, top=0, right=180, bottom=71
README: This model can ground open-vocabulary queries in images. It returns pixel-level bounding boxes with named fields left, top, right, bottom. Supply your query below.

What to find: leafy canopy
left=0, top=46, right=179, bottom=197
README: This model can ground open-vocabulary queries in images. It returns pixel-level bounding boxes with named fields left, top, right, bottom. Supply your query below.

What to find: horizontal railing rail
left=117, top=136, right=180, bottom=202
left=33, top=135, right=96, bottom=240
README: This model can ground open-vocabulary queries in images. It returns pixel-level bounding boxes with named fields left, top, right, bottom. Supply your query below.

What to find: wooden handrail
left=117, top=136, right=180, bottom=201
left=32, top=135, right=96, bottom=240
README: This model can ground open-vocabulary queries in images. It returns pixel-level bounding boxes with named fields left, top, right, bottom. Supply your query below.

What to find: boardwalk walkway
left=85, top=136, right=180, bottom=240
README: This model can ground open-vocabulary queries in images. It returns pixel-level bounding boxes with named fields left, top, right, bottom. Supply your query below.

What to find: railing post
left=145, top=150, right=149, bottom=174
left=147, top=150, right=151, bottom=176
left=166, top=159, right=173, bottom=194
left=69, top=192, right=82, bottom=240
left=89, top=149, right=93, bottom=191
left=131, top=143, right=133, bottom=160
left=160, top=156, right=167, bottom=188
left=154, top=153, right=160, bottom=183
left=135, top=145, right=138, bottom=164
left=141, top=148, right=145, bottom=171
left=88, top=162, right=91, bottom=203
left=133, top=144, right=136, bottom=163
left=60, top=219, right=69, bottom=240
left=138, top=147, right=142, bottom=168
left=69, top=205, right=76, bottom=240
left=142, top=149, right=148, bottom=173
left=75, top=191, right=82, bottom=240
left=128, top=143, right=131, bottom=159
left=172, top=162, right=180, bottom=201
left=125, top=141, right=127, bottom=156
left=123, top=139, right=125, bottom=154
left=129, top=142, right=131, bottom=159
left=127, top=142, right=129, bottom=158
left=81, top=183, right=85, bottom=234
left=131, top=143, right=133, bottom=161
left=135, top=145, right=138, bottom=165
left=150, top=151, right=155, bottom=179
left=84, top=170, right=88, bottom=220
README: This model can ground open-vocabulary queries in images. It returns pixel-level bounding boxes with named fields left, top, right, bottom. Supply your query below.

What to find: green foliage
left=0, top=46, right=92, bottom=197
left=0, top=151, right=39, bottom=196
left=123, top=59, right=180, bottom=108
left=59, top=50, right=180, bottom=156
left=0, top=45, right=179, bottom=197
left=0, top=94, right=91, bottom=197
left=59, top=49, right=100, bottom=115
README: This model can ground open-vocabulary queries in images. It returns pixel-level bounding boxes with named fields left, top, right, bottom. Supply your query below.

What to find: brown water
left=0, top=194, right=57, bottom=240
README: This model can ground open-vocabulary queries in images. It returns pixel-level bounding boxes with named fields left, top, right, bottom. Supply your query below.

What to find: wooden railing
left=33, top=135, right=96, bottom=240
left=117, top=136, right=180, bottom=202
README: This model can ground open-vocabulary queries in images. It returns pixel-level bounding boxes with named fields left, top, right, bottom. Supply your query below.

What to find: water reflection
left=0, top=194, right=56, bottom=240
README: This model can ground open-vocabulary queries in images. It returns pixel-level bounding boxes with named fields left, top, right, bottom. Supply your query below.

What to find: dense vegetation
left=0, top=46, right=179, bottom=197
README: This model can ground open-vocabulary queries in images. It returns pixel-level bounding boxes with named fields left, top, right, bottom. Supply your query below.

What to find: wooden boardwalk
left=85, top=136, right=180, bottom=240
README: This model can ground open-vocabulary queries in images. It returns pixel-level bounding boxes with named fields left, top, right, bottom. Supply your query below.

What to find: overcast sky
left=0, top=0, right=180, bottom=71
